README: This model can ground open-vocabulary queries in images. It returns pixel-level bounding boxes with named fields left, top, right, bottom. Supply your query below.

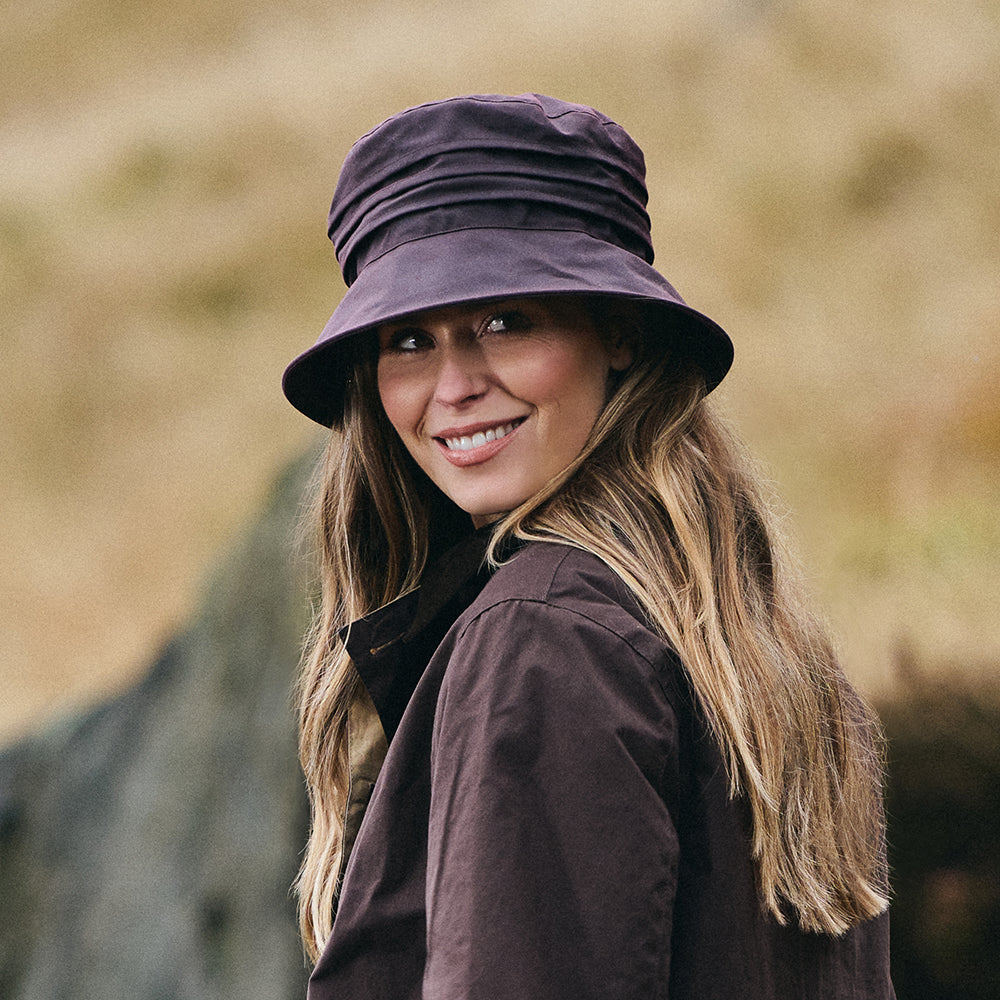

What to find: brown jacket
left=308, top=534, right=895, bottom=999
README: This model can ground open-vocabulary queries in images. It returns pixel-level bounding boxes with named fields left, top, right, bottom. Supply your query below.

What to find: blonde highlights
left=295, top=299, right=888, bottom=960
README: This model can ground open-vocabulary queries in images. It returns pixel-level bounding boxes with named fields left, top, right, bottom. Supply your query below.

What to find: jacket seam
left=452, top=594, right=683, bottom=713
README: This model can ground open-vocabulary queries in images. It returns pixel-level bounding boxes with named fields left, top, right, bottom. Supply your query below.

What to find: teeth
left=444, top=421, right=516, bottom=451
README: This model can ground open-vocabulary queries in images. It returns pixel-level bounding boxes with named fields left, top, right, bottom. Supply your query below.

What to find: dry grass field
left=2, top=0, right=998, bottom=740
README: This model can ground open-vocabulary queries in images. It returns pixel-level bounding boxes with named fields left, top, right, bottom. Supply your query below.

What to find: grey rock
left=0, top=450, right=318, bottom=1000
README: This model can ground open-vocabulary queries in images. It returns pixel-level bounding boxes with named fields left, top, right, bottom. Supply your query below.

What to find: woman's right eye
left=382, top=328, right=429, bottom=353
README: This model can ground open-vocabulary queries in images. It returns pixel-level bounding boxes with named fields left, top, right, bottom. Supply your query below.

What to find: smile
left=441, top=420, right=521, bottom=452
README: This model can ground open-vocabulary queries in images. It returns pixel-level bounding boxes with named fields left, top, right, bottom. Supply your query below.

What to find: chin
left=460, top=494, right=527, bottom=526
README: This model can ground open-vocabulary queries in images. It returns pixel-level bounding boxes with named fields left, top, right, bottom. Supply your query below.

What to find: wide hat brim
left=282, top=226, right=733, bottom=428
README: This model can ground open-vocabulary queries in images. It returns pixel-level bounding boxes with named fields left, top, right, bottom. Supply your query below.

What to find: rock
left=0, top=450, right=317, bottom=1000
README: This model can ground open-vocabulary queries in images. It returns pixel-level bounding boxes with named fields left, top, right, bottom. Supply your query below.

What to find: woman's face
left=376, top=296, right=632, bottom=527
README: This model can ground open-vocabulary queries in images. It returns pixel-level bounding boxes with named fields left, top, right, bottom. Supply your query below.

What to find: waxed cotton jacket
left=307, top=532, right=895, bottom=1000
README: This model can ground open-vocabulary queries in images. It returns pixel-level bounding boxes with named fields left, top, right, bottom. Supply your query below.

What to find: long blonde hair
left=295, top=299, right=889, bottom=961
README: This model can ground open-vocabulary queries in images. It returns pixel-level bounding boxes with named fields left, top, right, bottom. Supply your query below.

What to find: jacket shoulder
left=460, top=541, right=672, bottom=672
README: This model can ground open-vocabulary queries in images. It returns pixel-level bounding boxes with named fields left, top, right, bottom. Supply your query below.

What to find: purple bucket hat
left=282, top=93, right=733, bottom=427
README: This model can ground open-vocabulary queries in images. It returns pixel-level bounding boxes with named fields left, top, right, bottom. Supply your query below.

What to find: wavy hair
left=295, top=298, right=889, bottom=961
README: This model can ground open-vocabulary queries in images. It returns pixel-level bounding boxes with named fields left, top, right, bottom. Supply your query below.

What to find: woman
left=282, top=93, right=895, bottom=999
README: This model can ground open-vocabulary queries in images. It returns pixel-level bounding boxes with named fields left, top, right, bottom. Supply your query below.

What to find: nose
left=432, top=342, right=490, bottom=407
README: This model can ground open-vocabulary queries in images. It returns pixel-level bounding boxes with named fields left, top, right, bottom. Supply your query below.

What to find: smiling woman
left=281, top=93, right=895, bottom=1000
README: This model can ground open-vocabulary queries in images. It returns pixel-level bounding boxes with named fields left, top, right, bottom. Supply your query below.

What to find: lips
left=441, top=420, right=519, bottom=452
left=433, top=417, right=525, bottom=466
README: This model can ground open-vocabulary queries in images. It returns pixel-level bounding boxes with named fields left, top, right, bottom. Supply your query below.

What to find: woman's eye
left=483, top=310, right=531, bottom=335
left=383, top=328, right=428, bottom=353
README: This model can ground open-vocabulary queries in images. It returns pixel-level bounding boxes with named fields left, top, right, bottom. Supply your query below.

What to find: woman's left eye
left=483, top=310, right=531, bottom=335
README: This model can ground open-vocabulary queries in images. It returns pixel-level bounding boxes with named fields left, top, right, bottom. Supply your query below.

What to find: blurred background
left=1, top=0, right=998, bottom=996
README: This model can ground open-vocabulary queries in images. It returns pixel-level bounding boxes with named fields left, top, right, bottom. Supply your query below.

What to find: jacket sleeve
left=425, top=597, right=680, bottom=1000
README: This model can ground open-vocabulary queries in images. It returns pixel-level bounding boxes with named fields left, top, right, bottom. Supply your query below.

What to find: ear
left=607, top=332, right=635, bottom=372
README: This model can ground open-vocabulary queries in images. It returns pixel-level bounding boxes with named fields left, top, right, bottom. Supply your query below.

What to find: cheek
left=377, top=367, right=420, bottom=439
left=536, top=352, right=610, bottom=424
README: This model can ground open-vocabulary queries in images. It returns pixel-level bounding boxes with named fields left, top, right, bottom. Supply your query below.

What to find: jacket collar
left=340, top=526, right=501, bottom=743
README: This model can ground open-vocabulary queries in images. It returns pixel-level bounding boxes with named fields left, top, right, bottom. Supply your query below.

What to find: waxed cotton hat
left=282, top=93, right=734, bottom=427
